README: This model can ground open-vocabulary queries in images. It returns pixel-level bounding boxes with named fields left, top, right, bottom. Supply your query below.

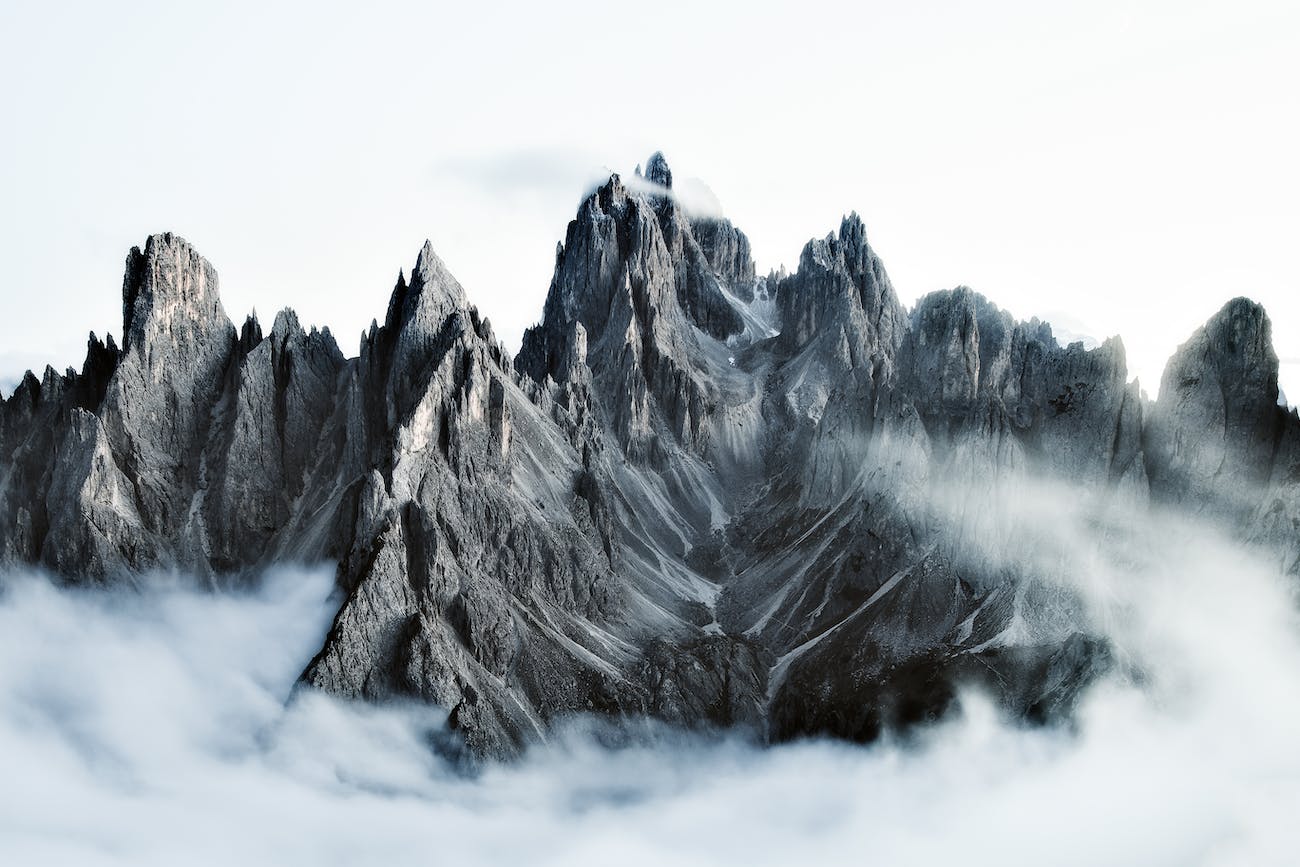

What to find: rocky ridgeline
left=2, top=153, right=1297, bottom=757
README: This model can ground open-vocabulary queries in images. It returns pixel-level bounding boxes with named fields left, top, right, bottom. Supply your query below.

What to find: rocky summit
left=2, top=153, right=1297, bottom=758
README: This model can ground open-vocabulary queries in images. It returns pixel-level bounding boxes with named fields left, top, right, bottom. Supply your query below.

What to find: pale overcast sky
left=2, top=0, right=1297, bottom=398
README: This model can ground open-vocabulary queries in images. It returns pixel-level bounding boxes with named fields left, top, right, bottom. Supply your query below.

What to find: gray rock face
left=898, top=287, right=1144, bottom=487
left=1146, top=298, right=1282, bottom=519
left=643, top=150, right=673, bottom=190
left=690, top=217, right=756, bottom=299
left=105, top=234, right=237, bottom=551
left=516, top=173, right=751, bottom=460
left=4, top=152, right=1298, bottom=759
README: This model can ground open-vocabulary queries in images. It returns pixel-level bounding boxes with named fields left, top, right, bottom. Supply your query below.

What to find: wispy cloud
left=623, top=171, right=726, bottom=220
left=1, top=476, right=1299, bottom=864
left=429, top=147, right=611, bottom=207
left=431, top=148, right=728, bottom=220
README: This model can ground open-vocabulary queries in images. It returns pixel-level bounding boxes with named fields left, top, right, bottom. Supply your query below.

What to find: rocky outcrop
left=898, top=287, right=1144, bottom=487
left=777, top=212, right=905, bottom=357
left=298, top=243, right=646, bottom=756
left=203, top=310, right=346, bottom=572
left=103, top=233, right=237, bottom=551
left=516, top=170, right=752, bottom=462
left=3, top=151, right=1297, bottom=759
left=1146, top=298, right=1284, bottom=519
left=690, top=217, right=756, bottom=299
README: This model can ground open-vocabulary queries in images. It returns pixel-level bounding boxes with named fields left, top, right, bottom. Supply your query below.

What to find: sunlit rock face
left=2, top=153, right=1297, bottom=758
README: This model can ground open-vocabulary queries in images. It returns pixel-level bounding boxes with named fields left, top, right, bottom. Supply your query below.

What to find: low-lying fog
left=2, top=488, right=1298, bottom=865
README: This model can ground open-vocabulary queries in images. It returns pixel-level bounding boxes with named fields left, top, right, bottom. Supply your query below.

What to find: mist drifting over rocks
left=1, top=151, right=1299, bottom=862
left=1, top=485, right=1297, bottom=864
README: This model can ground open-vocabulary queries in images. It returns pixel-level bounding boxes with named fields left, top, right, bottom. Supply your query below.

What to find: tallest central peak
left=644, top=151, right=672, bottom=189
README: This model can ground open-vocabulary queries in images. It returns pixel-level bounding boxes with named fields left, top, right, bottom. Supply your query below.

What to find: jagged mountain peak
left=779, top=213, right=904, bottom=355
left=1203, top=296, right=1275, bottom=367
left=270, top=307, right=304, bottom=342
left=799, top=212, right=888, bottom=285
left=3, top=164, right=1299, bottom=764
left=371, top=240, right=494, bottom=402
left=644, top=150, right=672, bottom=189
left=120, top=232, right=231, bottom=356
left=1159, top=295, right=1277, bottom=403
left=839, top=209, right=867, bottom=245
left=589, top=171, right=635, bottom=215
left=412, top=239, right=457, bottom=293
left=908, top=285, right=1024, bottom=336
left=239, top=313, right=264, bottom=353
left=387, top=240, right=470, bottom=332
left=1147, top=295, right=1281, bottom=513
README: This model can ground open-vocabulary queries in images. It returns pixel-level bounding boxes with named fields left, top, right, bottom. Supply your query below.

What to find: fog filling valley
left=0, top=473, right=1297, bottom=867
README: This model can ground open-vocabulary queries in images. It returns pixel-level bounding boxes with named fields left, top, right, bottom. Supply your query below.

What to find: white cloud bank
left=1, top=502, right=1299, bottom=866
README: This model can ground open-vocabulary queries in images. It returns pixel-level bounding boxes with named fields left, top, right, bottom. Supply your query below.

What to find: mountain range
left=2, top=152, right=1297, bottom=758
